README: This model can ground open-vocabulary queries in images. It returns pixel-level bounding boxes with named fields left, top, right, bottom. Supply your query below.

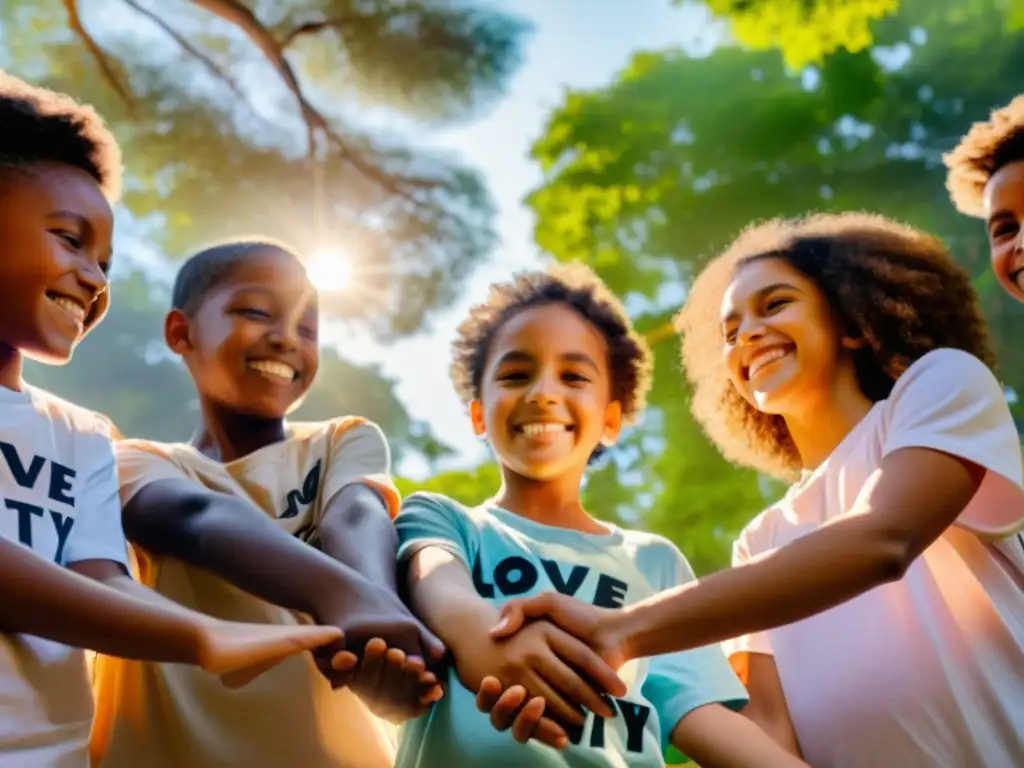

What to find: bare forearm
left=0, top=541, right=200, bottom=662
left=318, top=485, right=399, bottom=590
left=620, top=515, right=901, bottom=659
left=672, top=705, right=808, bottom=768
left=125, top=486, right=368, bottom=621
left=407, top=548, right=498, bottom=656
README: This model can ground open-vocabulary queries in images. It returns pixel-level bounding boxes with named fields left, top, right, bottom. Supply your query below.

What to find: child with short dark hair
left=91, top=239, right=443, bottom=768
left=0, top=73, right=342, bottom=767
left=944, top=95, right=1024, bottom=302
left=491, top=214, right=1024, bottom=767
left=395, top=264, right=807, bottom=767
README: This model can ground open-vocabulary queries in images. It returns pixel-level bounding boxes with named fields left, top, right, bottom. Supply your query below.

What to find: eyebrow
left=494, top=350, right=599, bottom=370
left=987, top=210, right=1015, bottom=226
left=722, top=281, right=802, bottom=325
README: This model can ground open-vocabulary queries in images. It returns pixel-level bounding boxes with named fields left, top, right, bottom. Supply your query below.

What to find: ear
left=469, top=400, right=486, bottom=437
left=164, top=309, right=194, bottom=355
left=601, top=400, right=623, bottom=447
left=841, top=334, right=868, bottom=351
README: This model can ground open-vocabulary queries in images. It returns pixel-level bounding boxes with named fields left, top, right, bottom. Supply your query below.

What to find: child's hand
left=195, top=619, right=343, bottom=689
left=328, top=640, right=444, bottom=723
left=454, top=618, right=626, bottom=726
left=476, top=676, right=570, bottom=750
left=315, top=577, right=446, bottom=721
left=491, top=593, right=628, bottom=670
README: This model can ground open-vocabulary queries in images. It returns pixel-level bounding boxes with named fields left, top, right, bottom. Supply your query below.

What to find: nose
left=525, top=368, right=561, bottom=406
left=76, top=261, right=108, bottom=302
left=735, top=313, right=765, bottom=345
left=267, top=317, right=300, bottom=352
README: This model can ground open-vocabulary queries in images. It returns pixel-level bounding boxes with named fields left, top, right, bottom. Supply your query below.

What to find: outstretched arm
left=406, top=545, right=625, bottom=725
left=0, top=540, right=340, bottom=670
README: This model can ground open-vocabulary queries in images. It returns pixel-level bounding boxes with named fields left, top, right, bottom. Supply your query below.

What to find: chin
left=23, top=342, right=76, bottom=367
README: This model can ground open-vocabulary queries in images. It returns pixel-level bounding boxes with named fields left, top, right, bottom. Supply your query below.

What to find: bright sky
left=336, top=1, right=726, bottom=476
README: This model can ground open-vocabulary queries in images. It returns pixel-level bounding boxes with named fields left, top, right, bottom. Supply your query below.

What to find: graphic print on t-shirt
left=0, top=439, right=79, bottom=564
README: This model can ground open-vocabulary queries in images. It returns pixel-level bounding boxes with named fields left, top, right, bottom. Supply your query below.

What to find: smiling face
left=720, top=256, right=859, bottom=418
left=471, top=302, right=622, bottom=482
left=0, top=162, right=114, bottom=366
left=167, top=248, right=319, bottom=419
left=984, top=159, right=1024, bottom=302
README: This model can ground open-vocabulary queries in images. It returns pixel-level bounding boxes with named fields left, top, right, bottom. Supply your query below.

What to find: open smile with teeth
left=747, top=346, right=791, bottom=381
left=516, top=422, right=573, bottom=437
left=47, top=293, right=88, bottom=325
left=248, top=360, right=298, bottom=382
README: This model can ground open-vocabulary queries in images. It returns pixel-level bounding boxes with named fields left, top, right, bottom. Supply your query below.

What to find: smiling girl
left=488, top=213, right=1024, bottom=767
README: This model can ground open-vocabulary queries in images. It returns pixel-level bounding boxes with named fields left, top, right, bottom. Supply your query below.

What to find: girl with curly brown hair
left=490, top=213, right=1024, bottom=768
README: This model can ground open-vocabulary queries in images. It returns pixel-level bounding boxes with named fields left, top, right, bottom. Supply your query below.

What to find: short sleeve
left=394, top=492, right=477, bottom=569
left=720, top=531, right=774, bottom=663
left=642, top=545, right=748, bottom=747
left=882, top=348, right=1024, bottom=538
left=64, top=432, right=130, bottom=568
left=115, top=441, right=188, bottom=506
left=322, top=421, right=400, bottom=518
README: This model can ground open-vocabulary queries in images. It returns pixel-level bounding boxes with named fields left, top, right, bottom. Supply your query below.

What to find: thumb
left=421, top=626, right=447, bottom=662
left=490, top=599, right=530, bottom=639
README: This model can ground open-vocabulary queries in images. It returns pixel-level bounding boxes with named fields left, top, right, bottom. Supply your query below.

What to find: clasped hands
left=473, top=594, right=629, bottom=750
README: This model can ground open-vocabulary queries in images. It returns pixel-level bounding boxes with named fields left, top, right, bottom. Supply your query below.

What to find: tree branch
left=61, top=0, right=134, bottom=110
left=121, top=0, right=243, bottom=99
left=185, top=0, right=430, bottom=202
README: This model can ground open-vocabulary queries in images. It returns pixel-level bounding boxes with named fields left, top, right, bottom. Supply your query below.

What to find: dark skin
left=983, top=158, right=1024, bottom=302
left=0, top=162, right=342, bottom=679
left=123, top=250, right=443, bottom=722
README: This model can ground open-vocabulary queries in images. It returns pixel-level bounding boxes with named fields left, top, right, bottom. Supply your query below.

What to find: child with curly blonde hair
left=488, top=213, right=1024, bottom=767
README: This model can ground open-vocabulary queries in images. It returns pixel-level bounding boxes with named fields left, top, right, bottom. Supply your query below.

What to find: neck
left=0, top=345, right=23, bottom=392
left=191, top=399, right=287, bottom=463
left=491, top=465, right=609, bottom=534
left=783, top=367, right=874, bottom=472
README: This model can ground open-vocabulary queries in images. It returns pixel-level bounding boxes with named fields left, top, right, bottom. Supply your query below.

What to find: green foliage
left=396, top=462, right=501, bottom=505
left=3, top=0, right=529, bottom=461
left=695, top=0, right=901, bottom=68
left=525, top=0, right=1024, bottom=570
left=2, top=0, right=530, bottom=338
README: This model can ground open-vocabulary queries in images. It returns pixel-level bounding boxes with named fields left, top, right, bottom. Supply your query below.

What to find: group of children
left=0, top=69, right=1020, bottom=768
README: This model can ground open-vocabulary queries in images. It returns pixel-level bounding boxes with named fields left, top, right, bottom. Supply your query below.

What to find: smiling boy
left=945, top=95, right=1024, bottom=301
left=0, top=73, right=342, bottom=768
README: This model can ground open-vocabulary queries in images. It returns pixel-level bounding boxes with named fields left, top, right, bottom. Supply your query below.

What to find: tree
left=526, top=0, right=1024, bottom=571
left=3, top=0, right=529, bottom=463
left=2, top=0, right=529, bottom=337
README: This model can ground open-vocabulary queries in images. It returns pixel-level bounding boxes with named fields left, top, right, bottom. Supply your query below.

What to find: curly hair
left=944, top=96, right=1024, bottom=218
left=451, top=263, right=653, bottom=424
left=0, top=71, right=122, bottom=202
left=676, top=212, right=996, bottom=480
left=172, top=236, right=303, bottom=316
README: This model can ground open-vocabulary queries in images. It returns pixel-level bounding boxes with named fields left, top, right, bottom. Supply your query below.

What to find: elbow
left=868, top=527, right=915, bottom=585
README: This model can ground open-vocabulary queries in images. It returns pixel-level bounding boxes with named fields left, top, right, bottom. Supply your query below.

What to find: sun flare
left=304, top=247, right=351, bottom=293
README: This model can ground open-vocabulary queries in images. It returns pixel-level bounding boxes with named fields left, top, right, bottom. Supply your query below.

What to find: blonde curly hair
left=944, top=95, right=1024, bottom=218
left=676, top=212, right=996, bottom=480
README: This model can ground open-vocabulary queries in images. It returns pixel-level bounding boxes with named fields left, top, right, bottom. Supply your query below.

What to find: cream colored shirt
left=92, top=417, right=400, bottom=768
left=724, top=349, right=1024, bottom=768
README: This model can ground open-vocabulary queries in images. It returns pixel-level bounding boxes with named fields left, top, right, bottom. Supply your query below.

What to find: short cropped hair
left=171, top=237, right=303, bottom=315
left=451, top=263, right=653, bottom=424
left=944, top=95, right=1024, bottom=217
left=0, top=71, right=122, bottom=202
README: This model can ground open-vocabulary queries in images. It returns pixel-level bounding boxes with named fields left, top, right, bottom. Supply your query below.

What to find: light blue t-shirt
left=394, top=492, right=748, bottom=768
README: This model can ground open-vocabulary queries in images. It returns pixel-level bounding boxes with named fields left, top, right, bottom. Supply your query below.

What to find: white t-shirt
left=93, top=417, right=399, bottom=768
left=0, top=384, right=129, bottom=768
left=724, top=349, right=1024, bottom=768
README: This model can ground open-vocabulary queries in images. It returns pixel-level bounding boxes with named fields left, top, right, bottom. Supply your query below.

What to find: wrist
left=609, top=604, right=646, bottom=663
left=309, top=569, right=376, bottom=625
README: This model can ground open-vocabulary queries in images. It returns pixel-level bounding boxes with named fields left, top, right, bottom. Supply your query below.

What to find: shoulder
left=616, top=527, right=694, bottom=585
left=24, top=385, right=117, bottom=443
left=289, top=417, right=388, bottom=453
left=115, top=437, right=178, bottom=462
left=890, top=348, right=1001, bottom=402
left=401, top=491, right=472, bottom=518
left=733, top=501, right=788, bottom=558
